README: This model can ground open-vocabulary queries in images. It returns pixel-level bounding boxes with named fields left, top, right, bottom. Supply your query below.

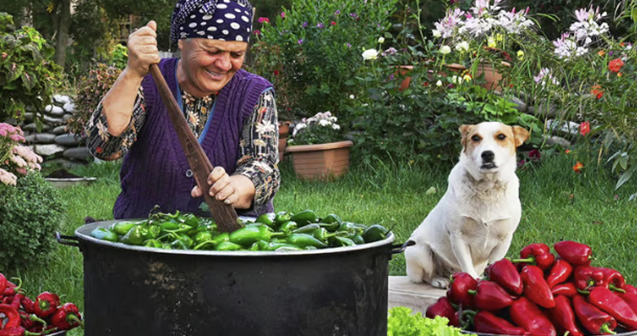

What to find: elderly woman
left=87, top=0, right=280, bottom=219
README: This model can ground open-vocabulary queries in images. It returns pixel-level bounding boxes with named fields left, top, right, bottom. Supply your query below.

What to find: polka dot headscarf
left=170, top=0, right=254, bottom=46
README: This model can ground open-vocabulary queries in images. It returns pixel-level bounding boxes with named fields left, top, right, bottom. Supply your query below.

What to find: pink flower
left=9, top=134, right=25, bottom=142
left=10, top=155, right=27, bottom=168
left=258, top=17, right=269, bottom=24
left=15, top=168, right=27, bottom=176
left=253, top=30, right=261, bottom=36
left=280, top=12, right=286, bottom=18
left=0, top=168, right=17, bottom=186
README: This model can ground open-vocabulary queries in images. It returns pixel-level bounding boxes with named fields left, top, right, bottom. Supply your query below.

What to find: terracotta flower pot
left=394, top=63, right=466, bottom=91
left=286, top=140, right=354, bottom=180
left=278, top=121, right=290, bottom=163
left=475, top=61, right=511, bottom=91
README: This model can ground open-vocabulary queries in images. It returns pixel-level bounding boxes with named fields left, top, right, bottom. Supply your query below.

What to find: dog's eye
left=497, top=134, right=506, bottom=141
left=471, top=135, right=481, bottom=142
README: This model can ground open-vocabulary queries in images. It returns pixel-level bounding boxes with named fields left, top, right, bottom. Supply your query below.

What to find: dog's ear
left=459, top=125, right=473, bottom=147
left=512, top=126, right=530, bottom=147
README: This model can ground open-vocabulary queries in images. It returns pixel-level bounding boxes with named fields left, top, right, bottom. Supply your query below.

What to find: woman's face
left=177, top=38, right=247, bottom=97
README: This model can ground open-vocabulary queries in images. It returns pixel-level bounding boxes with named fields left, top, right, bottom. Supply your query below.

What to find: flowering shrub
left=287, top=112, right=344, bottom=146
left=249, top=0, right=399, bottom=123
left=0, top=123, right=42, bottom=186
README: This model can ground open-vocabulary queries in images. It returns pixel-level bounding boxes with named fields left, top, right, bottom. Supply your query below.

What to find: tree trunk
left=53, top=0, right=71, bottom=70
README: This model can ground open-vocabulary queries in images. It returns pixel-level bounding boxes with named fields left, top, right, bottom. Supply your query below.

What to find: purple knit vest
left=113, top=58, right=274, bottom=219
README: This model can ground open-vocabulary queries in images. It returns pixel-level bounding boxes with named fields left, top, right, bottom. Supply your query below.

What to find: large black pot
left=57, top=220, right=410, bottom=336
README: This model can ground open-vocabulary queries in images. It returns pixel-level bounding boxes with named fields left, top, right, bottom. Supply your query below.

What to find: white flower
left=436, top=80, right=443, bottom=87
left=332, top=124, right=341, bottom=130
left=362, top=49, right=379, bottom=60
left=378, top=37, right=385, bottom=43
left=318, top=119, right=331, bottom=127
left=292, top=123, right=307, bottom=137
left=432, top=29, right=442, bottom=38
left=455, top=41, right=470, bottom=52
left=255, top=120, right=276, bottom=134
left=439, top=45, right=451, bottom=54
left=349, top=94, right=355, bottom=99
left=0, top=168, right=17, bottom=186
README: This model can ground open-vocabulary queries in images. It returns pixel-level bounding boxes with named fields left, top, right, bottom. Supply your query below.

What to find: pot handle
left=390, top=240, right=415, bottom=255
left=56, top=232, right=81, bottom=250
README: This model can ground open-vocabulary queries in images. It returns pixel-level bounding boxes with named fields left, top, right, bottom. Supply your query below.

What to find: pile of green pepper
left=90, top=210, right=391, bottom=252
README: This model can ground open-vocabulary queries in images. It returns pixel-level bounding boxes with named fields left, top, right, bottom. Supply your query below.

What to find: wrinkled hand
left=191, top=167, right=255, bottom=209
left=126, top=20, right=160, bottom=79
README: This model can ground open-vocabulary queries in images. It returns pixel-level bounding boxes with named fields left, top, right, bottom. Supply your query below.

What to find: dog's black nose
left=481, top=151, right=495, bottom=162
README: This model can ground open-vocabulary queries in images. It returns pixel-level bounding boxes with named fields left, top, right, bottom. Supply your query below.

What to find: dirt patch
left=45, top=169, right=83, bottom=179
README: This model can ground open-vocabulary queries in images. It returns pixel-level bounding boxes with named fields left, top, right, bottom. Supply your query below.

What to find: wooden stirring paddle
left=149, top=64, right=242, bottom=233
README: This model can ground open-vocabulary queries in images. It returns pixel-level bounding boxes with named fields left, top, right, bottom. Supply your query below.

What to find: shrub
left=288, top=111, right=344, bottom=146
left=0, top=12, right=63, bottom=124
left=249, top=0, right=400, bottom=123
left=66, top=63, right=122, bottom=138
left=0, top=171, right=64, bottom=271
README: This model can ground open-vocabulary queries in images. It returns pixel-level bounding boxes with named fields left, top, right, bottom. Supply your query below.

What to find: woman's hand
left=191, top=167, right=256, bottom=209
left=126, top=20, right=161, bottom=79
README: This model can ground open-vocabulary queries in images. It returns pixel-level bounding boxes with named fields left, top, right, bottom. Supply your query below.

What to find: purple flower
left=346, top=43, right=352, bottom=48
left=335, top=10, right=340, bottom=15
left=303, top=21, right=308, bottom=28
left=317, top=23, right=324, bottom=28
left=350, top=13, right=358, bottom=19
left=298, top=39, right=303, bottom=44
left=389, top=74, right=395, bottom=80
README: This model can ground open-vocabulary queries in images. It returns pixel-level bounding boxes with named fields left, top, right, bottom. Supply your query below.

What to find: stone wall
left=17, top=95, right=92, bottom=168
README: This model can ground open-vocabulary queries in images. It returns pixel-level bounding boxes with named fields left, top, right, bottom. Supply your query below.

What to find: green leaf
left=21, top=72, right=36, bottom=91
left=616, top=169, right=634, bottom=190
left=5, top=62, right=23, bottom=82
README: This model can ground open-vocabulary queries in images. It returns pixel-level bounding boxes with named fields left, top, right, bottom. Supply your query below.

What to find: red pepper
left=548, top=295, right=585, bottom=336
left=447, top=272, right=477, bottom=307
left=598, top=268, right=626, bottom=293
left=0, top=327, right=43, bottom=336
left=574, top=266, right=606, bottom=290
left=551, top=282, right=578, bottom=298
left=587, top=286, right=637, bottom=331
left=50, top=303, right=83, bottom=331
left=521, top=265, right=556, bottom=308
left=473, top=310, right=529, bottom=335
left=468, top=280, right=514, bottom=311
left=10, top=292, right=24, bottom=310
left=621, top=293, right=637, bottom=316
left=34, top=292, right=60, bottom=318
left=452, top=310, right=476, bottom=329
left=510, top=297, right=557, bottom=336
left=21, top=296, right=35, bottom=314
left=515, top=243, right=555, bottom=270
left=425, top=296, right=456, bottom=322
left=0, top=304, right=21, bottom=329
left=554, top=240, right=593, bottom=266
left=3, top=279, right=22, bottom=297
left=573, top=295, right=617, bottom=334
left=19, top=311, right=46, bottom=330
left=624, top=284, right=637, bottom=295
left=0, top=273, right=7, bottom=296
left=2, top=296, right=13, bottom=304
left=486, top=259, right=523, bottom=295
left=546, top=259, right=573, bottom=288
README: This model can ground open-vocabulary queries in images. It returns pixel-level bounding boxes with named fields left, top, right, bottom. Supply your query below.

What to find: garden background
left=2, top=0, right=637, bottom=335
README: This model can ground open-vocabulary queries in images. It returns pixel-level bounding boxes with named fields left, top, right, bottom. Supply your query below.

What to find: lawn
left=9, top=153, right=637, bottom=336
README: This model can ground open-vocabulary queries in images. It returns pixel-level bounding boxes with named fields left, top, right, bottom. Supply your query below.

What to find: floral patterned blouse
left=86, top=86, right=281, bottom=214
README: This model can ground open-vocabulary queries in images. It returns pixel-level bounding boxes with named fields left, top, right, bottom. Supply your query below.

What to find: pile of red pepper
left=0, top=273, right=83, bottom=336
left=426, top=240, right=637, bottom=335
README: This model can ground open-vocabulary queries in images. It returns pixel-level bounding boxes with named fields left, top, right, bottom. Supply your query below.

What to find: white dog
left=405, top=122, right=530, bottom=288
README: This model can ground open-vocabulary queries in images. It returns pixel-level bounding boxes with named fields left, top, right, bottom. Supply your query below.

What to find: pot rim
left=286, top=140, right=354, bottom=153
left=73, top=220, right=396, bottom=257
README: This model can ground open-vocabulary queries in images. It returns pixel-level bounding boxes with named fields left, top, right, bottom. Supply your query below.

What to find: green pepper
left=171, top=234, right=194, bottom=250
left=120, top=225, right=148, bottom=245
left=91, top=228, right=119, bottom=242
left=260, top=242, right=296, bottom=251
left=305, top=246, right=318, bottom=250
left=362, top=224, right=389, bottom=243
left=255, top=213, right=277, bottom=229
left=332, top=236, right=356, bottom=247
left=143, top=240, right=163, bottom=248
left=194, top=231, right=213, bottom=245
left=111, top=220, right=145, bottom=236
left=286, top=233, right=328, bottom=249
left=311, top=227, right=344, bottom=242
left=292, top=223, right=321, bottom=234
left=249, top=242, right=260, bottom=251
left=144, top=225, right=162, bottom=240
left=319, top=221, right=341, bottom=233
left=321, top=214, right=342, bottom=224
left=229, top=225, right=285, bottom=247
left=210, top=232, right=230, bottom=245
left=182, top=213, right=200, bottom=228
left=352, top=235, right=365, bottom=245
left=278, top=221, right=298, bottom=235
left=274, top=211, right=293, bottom=227
left=216, top=241, right=243, bottom=251
left=338, top=222, right=367, bottom=235
left=275, top=246, right=304, bottom=251
left=291, top=210, right=318, bottom=227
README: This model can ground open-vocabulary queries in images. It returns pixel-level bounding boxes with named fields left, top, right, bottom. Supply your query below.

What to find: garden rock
left=23, top=112, right=35, bottom=122
left=63, top=114, right=73, bottom=122
left=52, top=125, right=68, bottom=135
left=24, top=135, right=35, bottom=143
left=508, top=96, right=527, bottom=113
left=32, top=144, right=65, bottom=157
left=34, top=133, right=57, bottom=144
left=528, top=104, right=558, bottom=118
left=547, top=119, right=580, bottom=136
left=23, top=123, right=51, bottom=132
left=543, top=135, right=572, bottom=148
left=53, top=95, right=71, bottom=105
left=55, top=134, right=83, bottom=146
left=63, top=102, right=75, bottom=112
left=43, top=115, right=64, bottom=126
left=45, top=105, right=65, bottom=116
left=63, top=147, right=91, bottom=160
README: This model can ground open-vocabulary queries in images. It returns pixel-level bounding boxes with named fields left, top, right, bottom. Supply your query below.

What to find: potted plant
left=286, top=112, right=353, bottom=180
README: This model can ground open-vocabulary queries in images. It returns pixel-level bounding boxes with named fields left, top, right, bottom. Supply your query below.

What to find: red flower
left=529, top=149, right=541, bottom=161
left=591, top=85, right=603, bottom=99
left=273, top=70, right=280, bottom=76
left=573, top=162, right=584, bottom=173
left=253, top=30, right=261, bottom=36
left=331, top=21, right=336, bottom=26
left=96, top=147, right=103, bottom=154
left=579, top=121, right=590, bottom=136
left=608, top=58, right=624, bottom=73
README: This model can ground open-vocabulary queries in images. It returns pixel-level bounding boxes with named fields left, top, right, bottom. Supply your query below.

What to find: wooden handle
left=149, top=64, right=242, bottom=233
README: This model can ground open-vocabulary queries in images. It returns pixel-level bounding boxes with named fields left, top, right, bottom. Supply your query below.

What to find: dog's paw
left=430, top=277, right=451, bottom=289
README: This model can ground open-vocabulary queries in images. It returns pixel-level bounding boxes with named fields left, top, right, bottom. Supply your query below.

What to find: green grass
left=7, top=154, right=637, bottom=336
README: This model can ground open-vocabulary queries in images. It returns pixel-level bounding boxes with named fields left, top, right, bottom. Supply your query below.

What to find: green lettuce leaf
left=388, top=306, right=476, bottom=336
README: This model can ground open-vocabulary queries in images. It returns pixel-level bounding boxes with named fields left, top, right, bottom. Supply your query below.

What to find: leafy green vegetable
left=388, top=307, right=475, bottom=336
